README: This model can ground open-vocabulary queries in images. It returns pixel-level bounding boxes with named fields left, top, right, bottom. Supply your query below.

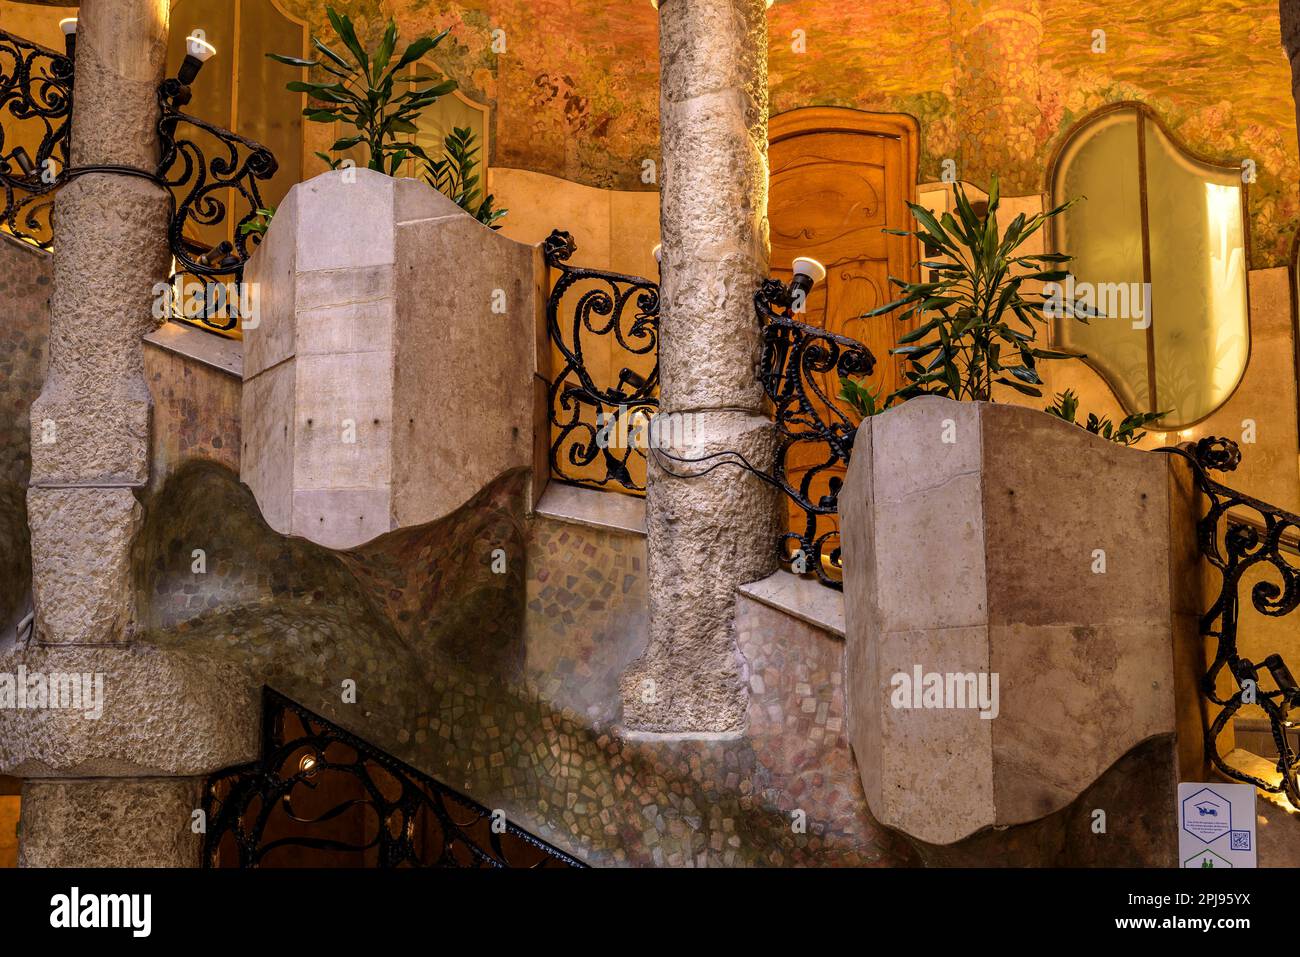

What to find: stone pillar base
left=19, top=777, right=203, bottom=868
left=622, top=410, right=780, bottom=733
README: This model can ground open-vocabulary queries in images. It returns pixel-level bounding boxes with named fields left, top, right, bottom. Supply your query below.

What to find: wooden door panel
left=767, top=109, right=919, bottom=581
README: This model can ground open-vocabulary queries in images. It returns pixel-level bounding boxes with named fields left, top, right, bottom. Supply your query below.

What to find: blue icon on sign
left=1181, top=788, right=1232, bottom=844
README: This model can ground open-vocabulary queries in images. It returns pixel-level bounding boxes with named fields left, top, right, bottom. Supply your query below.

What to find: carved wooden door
left=768, top=108, right=919, bottom=578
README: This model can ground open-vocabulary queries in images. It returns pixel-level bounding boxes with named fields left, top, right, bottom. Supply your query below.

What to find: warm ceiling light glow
left=59, top=18, right=78, bottom=35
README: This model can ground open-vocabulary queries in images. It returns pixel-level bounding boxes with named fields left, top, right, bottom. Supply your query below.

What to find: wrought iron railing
left=157, top=79, right=277, bottom=279
left=203, top=687, right=586, bottom=868
left=544, top=229, right=660, bottom=494
left=541, top=240, right=876, bottom=589
left=755, top=278, right=876, bottom=588
left=0, top=29, right=276, bottom=333
left=0, top=27, right=72, bottom=249
left=1164, top=436, right=1300, bottom=807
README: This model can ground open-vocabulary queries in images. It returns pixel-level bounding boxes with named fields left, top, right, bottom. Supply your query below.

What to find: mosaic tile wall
left=133, top=461, right=917, bottom=866
left=0, top=238, right=50, bottom=634
left=143, top=344, right=241, bottom=494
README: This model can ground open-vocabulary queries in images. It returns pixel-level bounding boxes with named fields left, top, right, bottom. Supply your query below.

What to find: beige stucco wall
left=490, top=167, right=659, bottom=279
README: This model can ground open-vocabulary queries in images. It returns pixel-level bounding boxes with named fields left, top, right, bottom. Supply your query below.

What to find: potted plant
left=269, top=7, right=505, bottom=227
left=837, top=177, right=1185, bottom=857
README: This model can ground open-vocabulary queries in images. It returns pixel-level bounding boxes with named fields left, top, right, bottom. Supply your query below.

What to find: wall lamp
left=790, top=257, right=826, bottom=301
left=179, top=32, right=217, bottom=85
left=59, top=17, right=77, bottom=59
left=166, top=32, right=217, bottom=106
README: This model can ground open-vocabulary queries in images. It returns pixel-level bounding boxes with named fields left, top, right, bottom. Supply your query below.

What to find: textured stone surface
left=19, top=778, right=202, bottom=868
left=241, top=169, right=539, bottom=549
left=28, top=177, right=167, bottom=487
left=27, top=487, right=141, bottom=645
left=25, top=0, right=172, bottom=648
left=0, top=237, right=49, bottom=636
left=842, top=397, right=1180, bottom=845
left=624, top=411, right=781, bottom=732
left=656, top=0, right=769, bottom=411
left=634, top=0, right=778, bottom=734
left=89, top=463, right=915, bottom=867
left=0, top=638, right=259, bottom=777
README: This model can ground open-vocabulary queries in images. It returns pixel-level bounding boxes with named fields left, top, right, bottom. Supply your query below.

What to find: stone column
left=12, top=0, right=199, bottom=868
left=27, top=0, right=172, bottom=645
left=620, top=0, right=780, bottom=733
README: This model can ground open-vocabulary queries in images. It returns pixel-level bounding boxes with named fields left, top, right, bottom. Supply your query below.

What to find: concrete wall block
left=240, top=170, right=543, bottom=550
left=877, top=626, right=996, bottom=843
left=239, top=359, right=294, bottom=536
left=241, top=185, right=299, bottom=379
left=842, top=396, right=1182, bottom=845
left=291, top=487, right=392, bottom=550
left=293, top=169, right=398, bottom=272
left=292, top=351, right=393, bottom=491
left=981, top=401, right=1171, bottom=629
left=390, top=215, right=535, bottom=529
left=296, top=291, right=396, bottom=358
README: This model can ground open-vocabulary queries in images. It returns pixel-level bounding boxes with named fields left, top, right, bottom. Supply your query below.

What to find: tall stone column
left=10, top=0, right=203, bottom=868
left=27, top=0, right=172, bottom=645
left=621, top=0, right=780, bottom=733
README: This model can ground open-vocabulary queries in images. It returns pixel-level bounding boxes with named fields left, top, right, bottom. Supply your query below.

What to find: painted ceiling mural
left=274, top=0, right=1296, bottom=265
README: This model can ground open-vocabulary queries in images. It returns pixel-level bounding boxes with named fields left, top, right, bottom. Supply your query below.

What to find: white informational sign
left=1177, top=782, right=1257, bottom=868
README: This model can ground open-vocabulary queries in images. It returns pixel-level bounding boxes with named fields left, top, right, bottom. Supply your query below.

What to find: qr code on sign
left=1230, top=830, right=1251, bottom=851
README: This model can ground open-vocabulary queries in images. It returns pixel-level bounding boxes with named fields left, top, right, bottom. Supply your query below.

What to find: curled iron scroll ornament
left=755, top=277, right=876, bottom=588
left=156, top=80, right=278, bottom=332
left=544, top=229, right=660, bottom=493
left=203, top=688, right=585, bottom=868
left=0, top=27, right=72, bottom=249
left=1163, top=436, right=1300, bottom=807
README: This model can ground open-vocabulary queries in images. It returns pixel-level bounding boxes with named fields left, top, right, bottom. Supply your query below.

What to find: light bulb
left=187, top=34, right=218, bottom=62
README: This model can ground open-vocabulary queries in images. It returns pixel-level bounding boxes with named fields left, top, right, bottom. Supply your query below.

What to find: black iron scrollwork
left=1164, top=436, right=1300, bottom=806
left=544, top=229, right=660, bottom=493
left=0, top=27, right=72, bottom=249
left=203, top=687, right=586, bottom=868
left=157, top=80, right=278, bottom=332
left=755, top=278, right=876, bottom=589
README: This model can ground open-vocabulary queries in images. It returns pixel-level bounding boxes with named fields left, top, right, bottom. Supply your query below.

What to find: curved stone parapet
left=241, top=168, right=542, bottom=550
left=841, top=396, right=1186, bottom=847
